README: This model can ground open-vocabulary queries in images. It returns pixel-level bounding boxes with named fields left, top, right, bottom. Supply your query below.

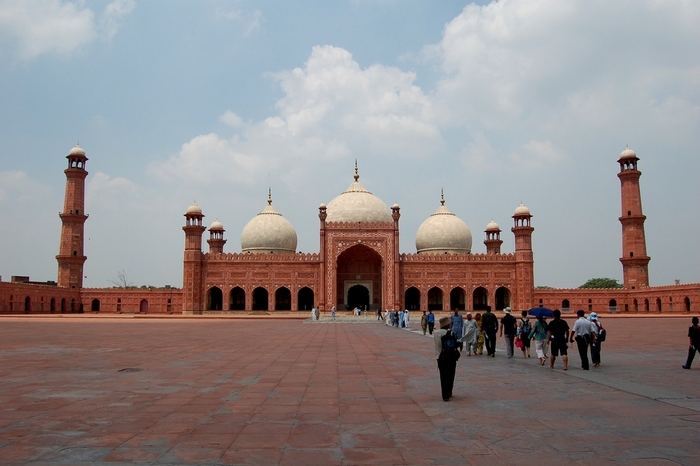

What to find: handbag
left=515, top=337, right=523, bottom=349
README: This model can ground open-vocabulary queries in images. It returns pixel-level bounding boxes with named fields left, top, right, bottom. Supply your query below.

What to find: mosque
left=0, top=146, right=698, bottom=316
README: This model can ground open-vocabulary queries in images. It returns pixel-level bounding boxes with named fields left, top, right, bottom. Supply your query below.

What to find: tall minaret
left=182, top=202, right=206, bottom=311
left=56, top=144, right=88, bottom=288
left=618, top=146, right=650, bottom=289
left=511, top=204, right=534, bottom=311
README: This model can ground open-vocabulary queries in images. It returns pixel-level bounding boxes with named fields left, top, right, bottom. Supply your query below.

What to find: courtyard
left=0, top=316, right=698, bottom=465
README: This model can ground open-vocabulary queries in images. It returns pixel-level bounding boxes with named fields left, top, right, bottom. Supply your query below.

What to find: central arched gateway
left=336, top=244, right=383, bottom=311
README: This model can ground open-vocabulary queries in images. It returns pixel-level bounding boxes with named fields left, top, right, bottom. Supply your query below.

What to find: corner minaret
left=618, top=146, right=650, bottom=289
left=56, top=144, right=88, bottom=288
left=207, top=219, right=226, bottom=254
left=182, top=202, right=206, bottom=311
left=511, top=204, right=534, bottom=311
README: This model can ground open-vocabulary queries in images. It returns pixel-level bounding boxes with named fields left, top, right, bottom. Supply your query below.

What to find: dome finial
left=440, top=188, right=445, bottom=206
left=268, top=187, right=272, bottom=205
left=354, top=159, right=359, bottom=181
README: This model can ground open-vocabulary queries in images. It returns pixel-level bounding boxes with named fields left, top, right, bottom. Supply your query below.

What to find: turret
left=484, top=219, right=502, bottom=254
left=511, top=203, right=534, bottom=310
left=207, top=219, right=226, bottom=254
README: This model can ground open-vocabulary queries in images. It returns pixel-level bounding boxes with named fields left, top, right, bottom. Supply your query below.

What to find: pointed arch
left=495, top=287, right=510, bottom=311
left=275, top=287, right=291, bottom=310
left=405, top=287, right=420, bottom=311
left=297, top=287, right=314, bottom=311
left=253, top=287, right=269, bottom=311
left=207, top=287, right=223, bottom=310
left=428, top=287, right=443, bottom=311
left=229, top=287, right=245, bottom=310
left=472, top=287, right=488, bottom=311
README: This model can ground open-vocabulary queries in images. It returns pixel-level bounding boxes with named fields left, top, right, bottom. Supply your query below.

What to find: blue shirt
left=426, top=312, right=435, bottom=323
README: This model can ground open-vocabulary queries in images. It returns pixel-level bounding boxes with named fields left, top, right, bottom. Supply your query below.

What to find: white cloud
left=0, top=0, right=134, bottom=61
left=0, top=170, right=52, bottom=204
left=99, top=0, right=135, bottom=40
left=215, top=7, right=262, bottom=36
left=152, top=45, right=442, bottom=187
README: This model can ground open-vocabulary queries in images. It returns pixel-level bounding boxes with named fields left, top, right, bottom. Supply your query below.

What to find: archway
left=473, top=287, right=488, bottom=311
left=207, top=287, right=223, bottom=310
left=685, top=297, right=691, bottom=312
left=91, top=299, right=100, bottom=312
left=140, top=299, right=148, bottom=313
left=495, top=287, right=510, bottom=310
left=275, top=287, right=291, bottom=310
left=633, top=299, right=638, bottom=312
left=656, top=297, right=662, bottom=312
left=298, top=287, right=314, bottom=311
left=428, top=287, right=443, bottom=311
left=347, top=284, right=370, bottom=310
left=450, top=287, right=465, bottom=311
left=24, top=296, right=30, bottom=313
left=50, top=298, right=56, bottom=313
left=405, top=287, right=420, bottom=311
left=61, top=298, right=66, bottom=313
left=70, top=298, right=76, bottom=313
left=229, top=287, right=245, bottom=310
left=562, top=299, right=570, bottom=311
left=253, top=287, right=268, bottom=311
left=644, top=298, right=650, bottom=312
left=336, top=244, right=382, bottom=311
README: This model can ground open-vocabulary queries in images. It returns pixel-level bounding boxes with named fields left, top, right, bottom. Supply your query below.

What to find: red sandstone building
left=0, top=146, right=698, bottom=315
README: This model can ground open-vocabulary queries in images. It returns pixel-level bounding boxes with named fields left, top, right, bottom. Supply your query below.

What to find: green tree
left=579, top=277, right=623, bottom=289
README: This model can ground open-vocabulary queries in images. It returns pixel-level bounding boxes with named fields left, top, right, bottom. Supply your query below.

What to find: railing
left=608, top=306, right=620, bottom=313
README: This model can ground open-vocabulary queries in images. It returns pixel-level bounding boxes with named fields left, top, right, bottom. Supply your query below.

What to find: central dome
left=325, top=168, right=392, bottom=224
left=241, top=193, right=297, bottom=254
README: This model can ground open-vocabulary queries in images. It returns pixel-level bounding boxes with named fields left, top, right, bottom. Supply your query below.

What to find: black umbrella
left=528, top=307, right=554, bottom=318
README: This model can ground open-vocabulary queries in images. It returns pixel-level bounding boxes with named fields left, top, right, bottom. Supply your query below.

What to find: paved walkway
left=0, top=317, right=698, bottom=465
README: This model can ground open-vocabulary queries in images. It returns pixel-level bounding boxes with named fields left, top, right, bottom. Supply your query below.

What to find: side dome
left=486, top=219, right=500, bottom=231
left=325, top=168, right=392, bottom=223
left=415, top=194, right=472, bottom=254
left=241, top=194, right=297, bottom=254
left=210, top=219, right=224, bottom=230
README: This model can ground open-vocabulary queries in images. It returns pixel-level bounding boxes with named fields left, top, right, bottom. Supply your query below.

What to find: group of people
left=384, top=309, right=410, bottom=328
left=433, top=307, right=618, bottom=400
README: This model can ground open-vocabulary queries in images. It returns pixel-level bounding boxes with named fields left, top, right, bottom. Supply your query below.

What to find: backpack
left=596, top=322, right=606, bottom=342
left=520, top=318, right=531, bottom=336
left=440, top=331, right=461, bottom=362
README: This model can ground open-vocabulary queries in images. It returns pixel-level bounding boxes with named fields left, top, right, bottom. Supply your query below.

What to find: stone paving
left=0, top=316, right=698, bottom=465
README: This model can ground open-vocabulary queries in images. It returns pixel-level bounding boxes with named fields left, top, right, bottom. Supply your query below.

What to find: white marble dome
left=69, top=144, right=85, bottom=156
left=620, top=146, right=637, bottom=159
left=325, top=173, right=392, bottom=224
left=186, top=202, right=202, bottom=214
left=209, top=219, right=224, bottom=230
left=514, top=203, right=530, bottom=216
left=415, top=197, right=472, bottom=254
left=486, top=219, right=500, bottom=231
left=241, top=199, right=297, bottom=254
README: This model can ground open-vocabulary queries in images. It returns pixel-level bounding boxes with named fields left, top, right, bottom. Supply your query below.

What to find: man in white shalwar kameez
left=462, top=312, right=479, bottom=356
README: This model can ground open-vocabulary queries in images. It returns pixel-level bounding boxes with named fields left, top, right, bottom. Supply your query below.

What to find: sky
left=0, top=0, right=698, bottom=290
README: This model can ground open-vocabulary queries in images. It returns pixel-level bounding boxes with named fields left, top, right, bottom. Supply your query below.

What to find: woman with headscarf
left=474, top=313, right=485, bottom=355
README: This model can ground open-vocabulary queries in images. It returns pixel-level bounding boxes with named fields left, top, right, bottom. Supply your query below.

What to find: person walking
left=434, top=316, right=460, bottom=401
left=475, top=313, right=485, bottom=355
left=421, top=311, right=428, bottom=335
left=546, top=309, right=570, bottom=370
left=377, top=308, right=383, bottom=321
left=427, top=310, right=435, bottom=335
left=499, top=307, right=517, bottom=358
left=399, top=309, right=405, bottom=328
left=588, top=312, right=604, bottom=367
left=451, top=309, right=464, bottom=348
left=570, top=310, right=596, bottom=370
left=405, top=309, right=410, bottom=328
left=682, top=316, right=700, bottom=369
left=462, top=312, right=479, bottom=356
left=529, top=316, right=549, bottom=365
left=517, top=310, right=532, bottom=358
left=481, top=306, right=499, bottom=357
left=331, top=306, right=336, bottom=321
left=384, top=309, right=390, bottom=326
left=389, top=309, right=396, bottom=327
